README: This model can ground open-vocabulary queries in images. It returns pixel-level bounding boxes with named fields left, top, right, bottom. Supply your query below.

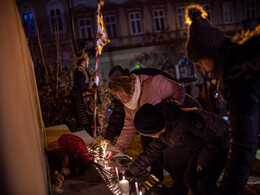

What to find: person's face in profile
left=197, top=58, right=214, bottom=72
left=80, top=59, right=89, bottom=69
left=113, top=91, right=131, bottom=104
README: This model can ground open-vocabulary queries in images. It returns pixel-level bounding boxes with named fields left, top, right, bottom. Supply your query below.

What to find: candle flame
left=101, top=139, right=109, bottom=151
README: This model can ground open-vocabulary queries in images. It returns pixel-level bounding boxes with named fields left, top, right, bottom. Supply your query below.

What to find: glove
left=94, top=76, right=99, bottom=87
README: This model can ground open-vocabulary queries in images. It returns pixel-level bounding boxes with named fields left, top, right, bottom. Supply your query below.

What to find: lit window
left=153, top=9, right=166, bottom=32
left=22, top=12, right=35, bottom=35
left=20, top=4, right=35, bottom=36
left=129, top=12, right=143, bottom=35
left=223, top=2, right=234, bottom=24
left=104, top=14, right=117, bottom=38
left=78, top=18, right=93, bottom=39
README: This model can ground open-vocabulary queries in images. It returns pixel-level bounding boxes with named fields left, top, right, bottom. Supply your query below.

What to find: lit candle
left=135, top=182, right=139, bottom=195
left=119, top=176, right=129, bottom=195
left=103, top=149, right=106, bottom=158
left=139, top=191, right=142, bottom=195
left=115, top=167, right=119, bottom=179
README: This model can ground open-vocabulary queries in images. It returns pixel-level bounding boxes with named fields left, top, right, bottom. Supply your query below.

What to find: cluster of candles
left=115, top=167, right=143, bottom=195
left=94, top=143, right=145, bottom=194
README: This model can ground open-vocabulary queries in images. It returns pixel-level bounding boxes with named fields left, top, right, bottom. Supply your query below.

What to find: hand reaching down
left=104, top=150, right=119, bottom=160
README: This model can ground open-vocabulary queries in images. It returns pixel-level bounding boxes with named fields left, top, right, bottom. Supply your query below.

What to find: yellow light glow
left=185, top=4, right=208, bottom=25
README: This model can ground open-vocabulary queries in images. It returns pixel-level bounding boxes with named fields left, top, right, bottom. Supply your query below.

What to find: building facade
left=16, top=0, right=260, bottom=81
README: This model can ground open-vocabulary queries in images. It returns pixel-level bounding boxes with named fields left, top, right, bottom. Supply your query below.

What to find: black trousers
left=141, top=136, right=191, bottom=195
left=184, top=150, right=228, bottom=195
left=163, top=146, right=191, bottom=195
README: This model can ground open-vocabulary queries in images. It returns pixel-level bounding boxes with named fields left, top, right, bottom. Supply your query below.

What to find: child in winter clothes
left=128, top=102, right=230, bottom=195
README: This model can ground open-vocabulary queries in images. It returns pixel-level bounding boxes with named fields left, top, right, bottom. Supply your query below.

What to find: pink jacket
left=112, top=74, right=186, bottom=153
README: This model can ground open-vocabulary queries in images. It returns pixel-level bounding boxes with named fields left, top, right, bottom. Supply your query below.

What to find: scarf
left=124, top=75, right=141, bottom=110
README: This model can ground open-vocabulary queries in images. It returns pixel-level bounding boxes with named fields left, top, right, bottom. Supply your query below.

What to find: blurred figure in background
left=185, top=4, right=260, bottom=194
left=70, top=51, right=99, bottom=136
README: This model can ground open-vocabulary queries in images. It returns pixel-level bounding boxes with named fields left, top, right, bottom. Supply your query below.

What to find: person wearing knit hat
left=104, top=65, right=202, bottom=193
left=185, top=4, right=260, bottom=195
left=185, top=4, right=229, bottom=68
left=134, top=104, right=166, bottom=137
left=129, top=101, right=230, bottom=195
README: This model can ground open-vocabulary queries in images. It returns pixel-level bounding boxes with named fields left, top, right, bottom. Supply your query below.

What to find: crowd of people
left=71, top=4, right=260, bottom=195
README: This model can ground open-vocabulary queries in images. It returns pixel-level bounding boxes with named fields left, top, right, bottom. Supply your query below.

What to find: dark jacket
left=73, top=66, right=92, bottom=92
left=70, top=66, right=95, bottom=131
left=104, top=68, right=202, bottom=141
left=212, top=29, right=260, bottom=194
left=104, top=98, right=125, bottom=142
left=129, top=102, right=230, bottom=176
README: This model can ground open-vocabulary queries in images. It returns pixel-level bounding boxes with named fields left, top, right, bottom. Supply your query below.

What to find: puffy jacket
left=129, top=102, right=230, bottom=176
left=104, top=68, right=201, bottom=142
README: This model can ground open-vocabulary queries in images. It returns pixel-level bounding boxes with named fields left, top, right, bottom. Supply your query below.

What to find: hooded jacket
left=129, top=102, right=230, bottom=176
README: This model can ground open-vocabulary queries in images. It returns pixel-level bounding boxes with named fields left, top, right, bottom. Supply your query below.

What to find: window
left=202, top=4, right=211, bottom=20
left=223, top=2, right=234, bottom=24
left=78, top=18, right=93, bottom=39
left=22, top=12, right=35, bottom=36
left=245, top=0, right=256, bottom=20
left=20, top=4, right=35, bottom=36
left=153, top=9, right=166, bottom=32
left=104, top=15, right=117, bottom=38
left=176, top=7, right=187, bottom=29
left=47, top=1, right=65, bottom=33
left=129, top=12, right=143, bottom=35
left=50, top=8, right=63, bottom=31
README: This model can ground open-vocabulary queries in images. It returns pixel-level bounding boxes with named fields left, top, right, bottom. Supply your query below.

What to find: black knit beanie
left=185, top=4, right=226, bottom=62
left=108, top=65, right=130, bottom=88
left=134, top=104, right=165, bottom=135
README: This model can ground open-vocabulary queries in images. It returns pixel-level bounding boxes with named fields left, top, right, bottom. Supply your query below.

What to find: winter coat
left=129, top=102, right=230, bottom=176
left=104, top=98, right=125, bottom=142
left=211, top=30, right=260, bottom=194
left=112, top=74, right=201, bottom=153
left=73, top=66, right=92, bottom=92
left=104, top=68, right=202, bottom=142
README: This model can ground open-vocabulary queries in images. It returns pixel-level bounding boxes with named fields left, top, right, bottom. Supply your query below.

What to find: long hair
left=110, top=74, right=136, bottom=96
